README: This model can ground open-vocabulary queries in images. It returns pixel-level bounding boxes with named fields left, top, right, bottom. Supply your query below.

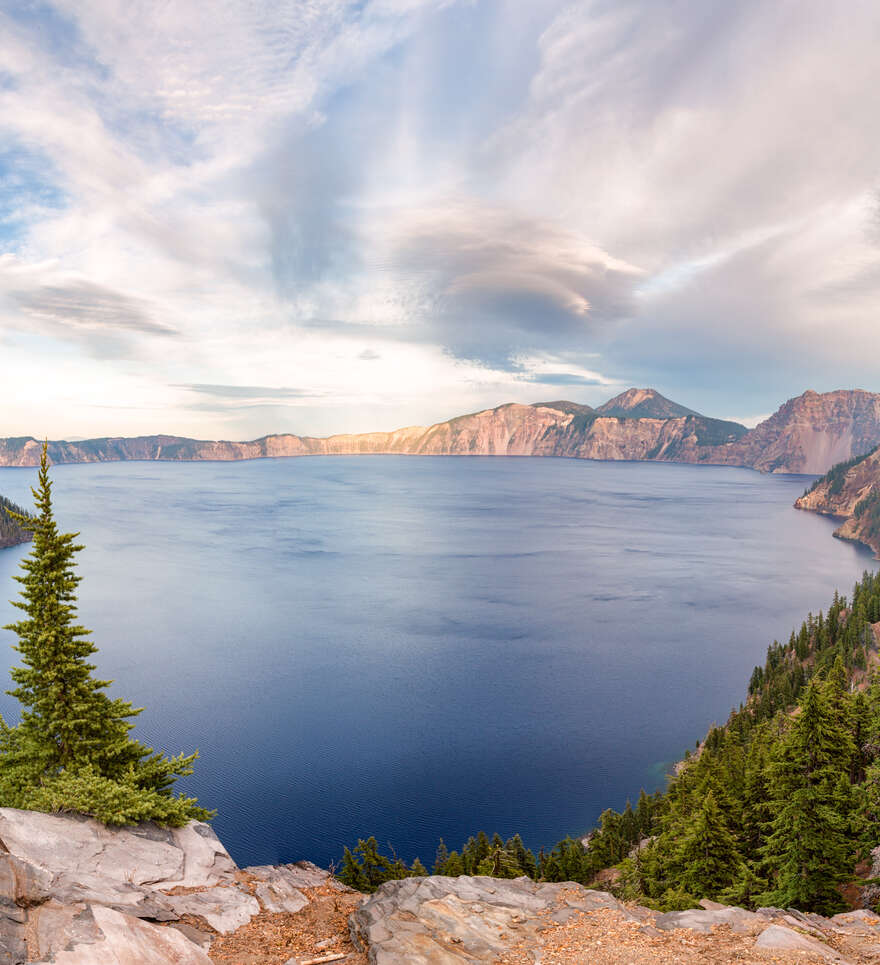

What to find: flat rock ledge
left=1, top=808, right=879, bottom=964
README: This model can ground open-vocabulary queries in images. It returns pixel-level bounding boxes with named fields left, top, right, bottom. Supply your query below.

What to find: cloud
left=295, top=199, right=644, bottom=368
left=11, top=280, right=175, bottom=336
left=178, top=383, right=312, bottom=401
left=513, top=353, right=617, bottom=389
left=0, top=266, right=178, bottom=359
left=2, top=0, right=880, bottom=436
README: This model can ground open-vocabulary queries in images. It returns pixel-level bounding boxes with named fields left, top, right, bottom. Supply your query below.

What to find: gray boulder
left=0, top=809, right=250, bottom=961
left=755, top=924, right=851, bottom=962
left=28, top=900, right=102, bottom=962
left=350, top=875, right=640, bottom=964
left=50, top=871, right=177, bottom=920
left=245, top=865, right=310, bottom=913
left=31, top=903, right=213, bottom=964
left=0, top=808, right=236, bottom=891
left=655, top=906, right=760, bottom=934
left=245, top=860, right=351, bottom=892
left=165, top=885, right=260, bottom=934
left=830, top=908, right=880, bottom=933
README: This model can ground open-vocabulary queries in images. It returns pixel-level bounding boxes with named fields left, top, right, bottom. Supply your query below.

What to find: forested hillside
left=0, top=494, right=31, bottom=549
left=341, top=571, right=880, bottom=915
left=797, top=445, right=880, bottom=556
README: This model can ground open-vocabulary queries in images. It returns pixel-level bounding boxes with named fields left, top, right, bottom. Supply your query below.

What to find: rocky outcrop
left=349, top=876, right=638, bottom=963
left=352, top=875, right=880, bottom=964
left=1, top=811, right=878, bottom=963
left=30, top=905, right=213, bottom=965
left=2, top=388, right=878, bottom=475
left=713, top=389, right=880, bottom=474
left=795, top=445, right=880, bottom=556
left=0, top=808, right=354, bottom=964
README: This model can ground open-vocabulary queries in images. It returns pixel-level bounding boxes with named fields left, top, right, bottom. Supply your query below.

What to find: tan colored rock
left=165, top=885, right=260, bottom=934
left=795, top=444, right=880, bottom=557
left=350, top=875, right=643, bottom=964
left=0, top=808, right=236, bottom=891
left=32, top=904, right=213, bottom=964
left=718, top=389, right=880, bottom=474
left=655, top=906, right=759, bottom=934
left=755, top=923, right=851, bottom=962
left=246, top=860, right=354, bottom=893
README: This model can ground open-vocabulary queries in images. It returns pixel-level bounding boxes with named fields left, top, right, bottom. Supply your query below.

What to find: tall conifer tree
left=676, top=789, right=741, bottom=898
left=0, top=446, right=210, bottom=826
left=761, top=680, right=852, bottom=913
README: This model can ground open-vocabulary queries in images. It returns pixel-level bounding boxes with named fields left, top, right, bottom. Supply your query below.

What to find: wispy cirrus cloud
left=12, top=280, right=175, bottom=336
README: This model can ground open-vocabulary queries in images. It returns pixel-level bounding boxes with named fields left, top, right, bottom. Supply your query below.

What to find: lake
left=0, top=456, right=873, bottom=868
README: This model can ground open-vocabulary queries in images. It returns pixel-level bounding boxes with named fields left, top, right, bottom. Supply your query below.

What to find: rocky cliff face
left=795, top=445, right=880, bottom=557
left=2, top=389, right=879, bottom=476
left=714, top=389, right=880, bottom=474
left=1, top=808, right=878, bottom=964
left=0, top=401, right=747, bottom=468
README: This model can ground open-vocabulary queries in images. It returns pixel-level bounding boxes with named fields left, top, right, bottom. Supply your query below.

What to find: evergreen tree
left=718, top=862, right=766, bottom=908
left=474, top=830, right=491, bottom=864
left=761, top=681, right=852, bottom=913
left=340, top=846, right=370, bottom=891
left=542, top=838, right=588, bottom=884
left=433, top=838, right=449, bottom=874
left=675, top=790, right=741, bottom=898
left=340, top=573, right=880, bottom=910
left=477, top=845, right=520, bottom=878
left=0, top=446, right=210, bottom=826
left=352, top=837, right=395, bottom=891
left=506, top=834, right=537, bottom=878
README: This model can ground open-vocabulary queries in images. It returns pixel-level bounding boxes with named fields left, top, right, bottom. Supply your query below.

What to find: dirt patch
left=207, top=885, right=367, bottom=965
left=495, top=906, right=840, bottom=965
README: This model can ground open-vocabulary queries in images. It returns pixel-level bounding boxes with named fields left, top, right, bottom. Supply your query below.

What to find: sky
left=1, top=0, right=879, bottom=440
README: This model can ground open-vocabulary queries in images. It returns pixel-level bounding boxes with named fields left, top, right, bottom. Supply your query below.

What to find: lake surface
left=0, top=456, right=873, bottom=867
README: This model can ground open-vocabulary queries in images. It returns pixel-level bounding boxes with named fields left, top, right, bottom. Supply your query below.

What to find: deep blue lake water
left=0, top=456, right=873, bottom=868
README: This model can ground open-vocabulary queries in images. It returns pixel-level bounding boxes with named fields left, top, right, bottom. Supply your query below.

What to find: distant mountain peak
left=596, top=388, right=701, bottom=420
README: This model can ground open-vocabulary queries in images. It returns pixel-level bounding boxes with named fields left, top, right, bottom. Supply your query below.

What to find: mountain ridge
left=1, top=388, right=878, bottom=476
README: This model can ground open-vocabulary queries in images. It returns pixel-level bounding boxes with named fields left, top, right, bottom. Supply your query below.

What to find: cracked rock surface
left=351, top=876, right=880, bottom=965
left=2, top=808, right=880, bottom=965
left=0, top=808, right=348, bottom=963
left=349, top=875, right=648, bottom=964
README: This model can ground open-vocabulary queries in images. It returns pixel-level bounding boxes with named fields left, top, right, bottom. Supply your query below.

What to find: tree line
left=341, top=571, right=880, bottom=915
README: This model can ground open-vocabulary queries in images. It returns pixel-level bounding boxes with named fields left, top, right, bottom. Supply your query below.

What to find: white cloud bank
left=0, top=0, right=879, bottom=438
